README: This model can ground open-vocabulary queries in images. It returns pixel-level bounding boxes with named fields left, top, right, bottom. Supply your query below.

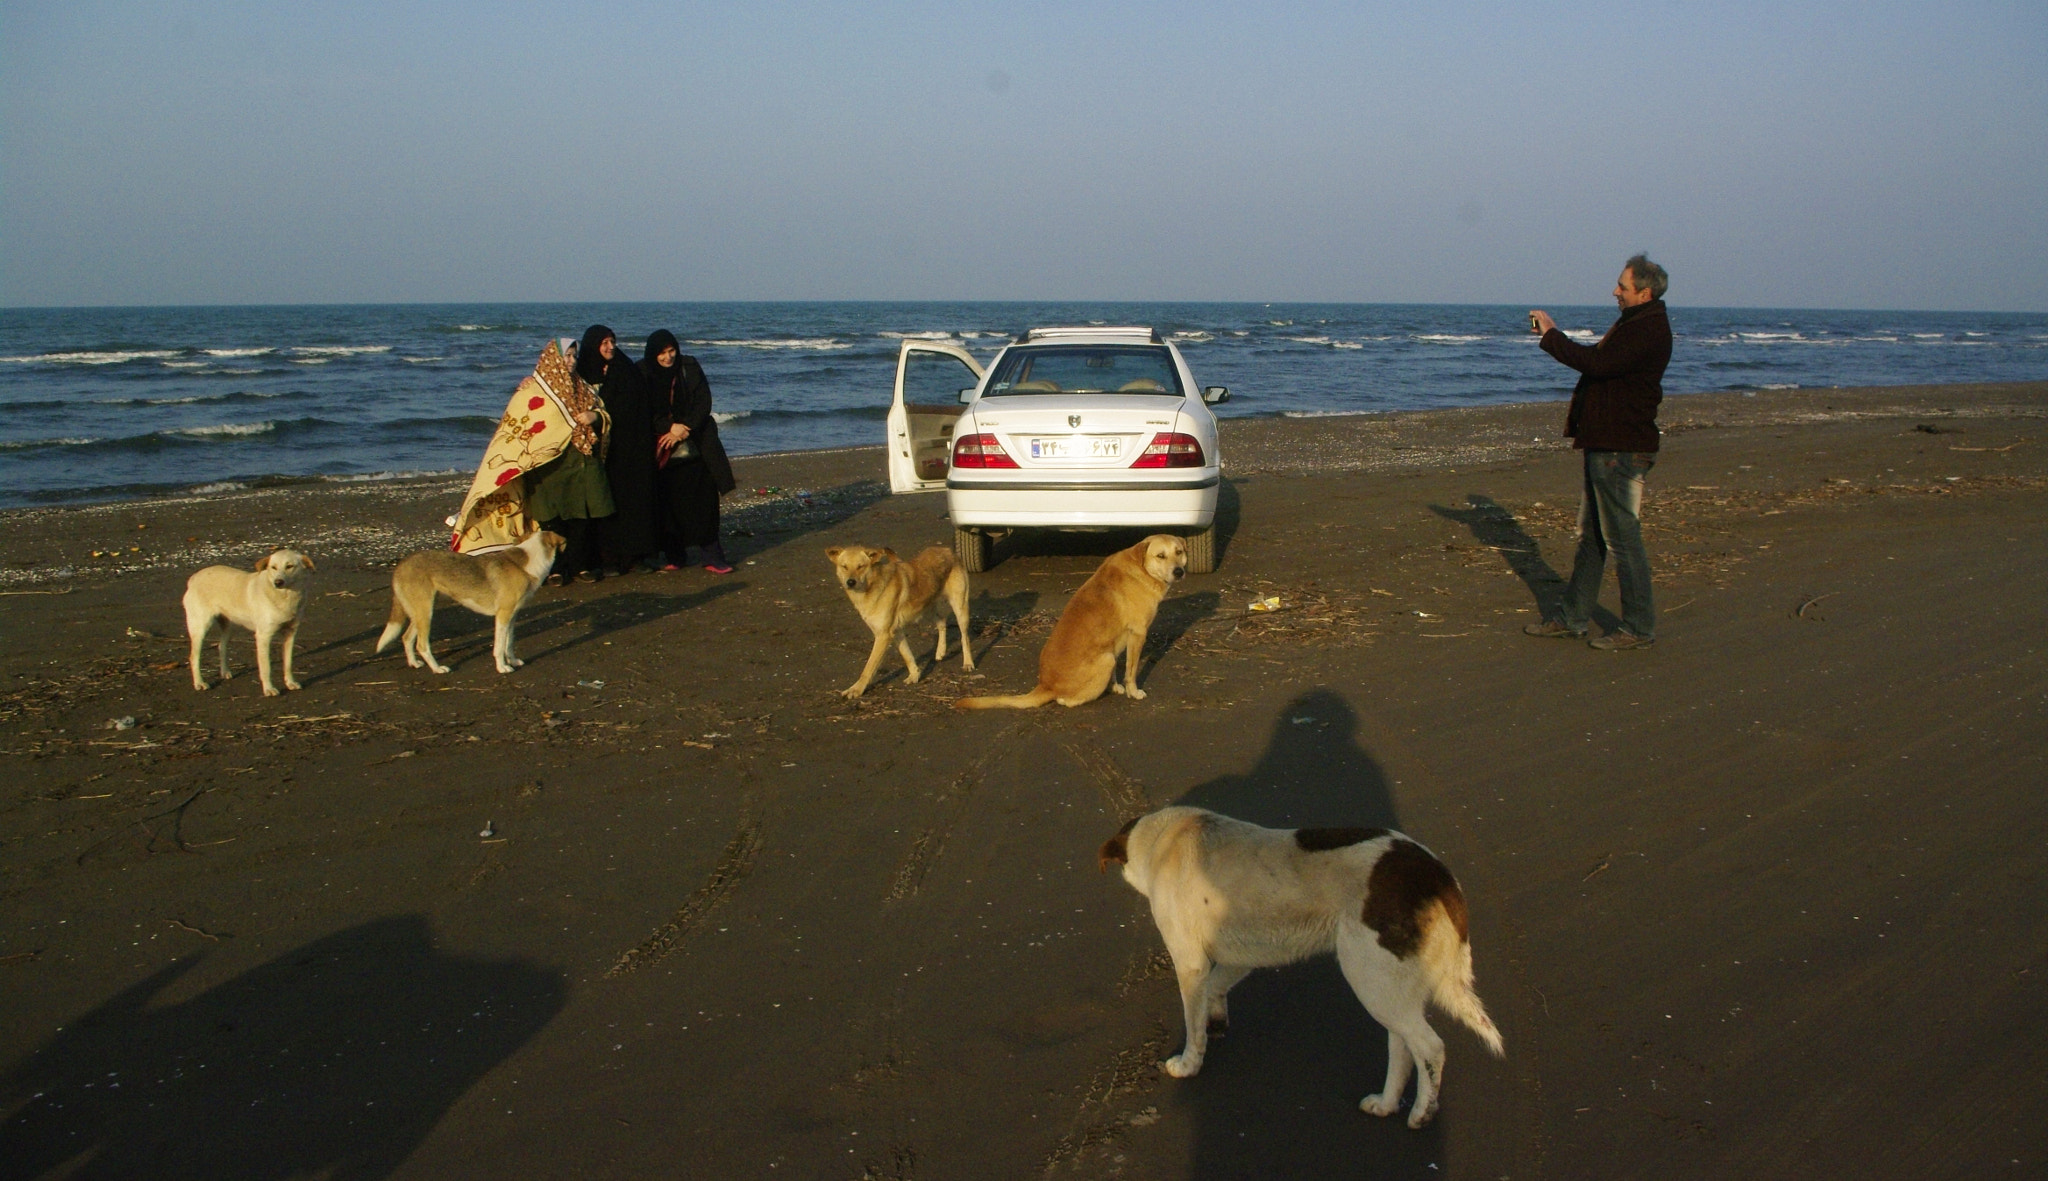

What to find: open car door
left=887, top=340, right=983, bottom=493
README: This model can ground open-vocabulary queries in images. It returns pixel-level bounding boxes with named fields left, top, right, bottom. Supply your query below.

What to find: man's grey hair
left=1625, top=253, right=1669, bottom=299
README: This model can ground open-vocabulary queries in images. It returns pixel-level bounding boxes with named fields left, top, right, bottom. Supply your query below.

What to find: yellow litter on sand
left=1248, top=596, right=1282, bottom=613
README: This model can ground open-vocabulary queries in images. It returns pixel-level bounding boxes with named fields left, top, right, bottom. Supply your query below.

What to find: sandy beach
left=2, top=379, right=2044, bottom=1179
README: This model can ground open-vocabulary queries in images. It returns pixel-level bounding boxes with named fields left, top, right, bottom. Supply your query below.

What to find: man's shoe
left=1588, top=631, right=1654, bottom=651
left=1523, top=620, right=1587, bottom=639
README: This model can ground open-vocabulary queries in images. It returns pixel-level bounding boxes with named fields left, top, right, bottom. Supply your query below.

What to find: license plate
left=1030, top=436, right=1120, bottom=459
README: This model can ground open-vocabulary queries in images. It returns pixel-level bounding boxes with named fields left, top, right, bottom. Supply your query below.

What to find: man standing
left=1525, top=254, right=1672, bottom=650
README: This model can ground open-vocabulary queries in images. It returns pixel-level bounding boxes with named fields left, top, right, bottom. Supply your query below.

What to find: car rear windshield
left=983, top=345, right=1183, bottom=396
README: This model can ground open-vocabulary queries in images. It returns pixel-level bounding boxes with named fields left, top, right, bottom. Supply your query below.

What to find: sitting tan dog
left=375, top=528, right=565, bottom=674
left=184, top=549, right=316, bottom=697
left=1100, top=806, right=1504, bottom=1128
left=826, top=544, right=973, bottom=698
left=954, top=534, right=1185, bottom=709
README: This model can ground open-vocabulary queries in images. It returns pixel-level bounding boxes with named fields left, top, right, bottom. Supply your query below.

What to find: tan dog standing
left=1100, top=806, right=1504, bottom=1128
left=826, top=544, right=973, bottom=698
left=954, top=533, right=1185, bottom=709
left=375, top=528, right=565, bottom=674
left=184, top=549, right=316, bottom=696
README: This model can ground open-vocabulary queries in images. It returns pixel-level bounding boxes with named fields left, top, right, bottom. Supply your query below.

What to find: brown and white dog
left=953, top=534, right=1185, bottom=709
left=1099, top=806, right=1504, bottom=1127
left=376, top=528, right=565, bottom=674
left=826, top=543, right=974, bottom=698
left=184, top=549, right=316, bottom=697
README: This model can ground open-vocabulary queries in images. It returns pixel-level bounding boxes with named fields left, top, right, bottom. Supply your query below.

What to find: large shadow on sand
left=0, top=915, right=564, bottom=1181
left=1168, top=689, right=1447, bottom=1178
left=1430, top=493, right=1620, bottom=633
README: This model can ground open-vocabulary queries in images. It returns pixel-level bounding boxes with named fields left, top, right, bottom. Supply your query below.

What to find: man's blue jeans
left=1560, top=449, right=1656, bottom=639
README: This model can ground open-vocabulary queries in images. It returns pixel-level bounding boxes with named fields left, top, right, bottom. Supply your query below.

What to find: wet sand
left=2, top=380, right=2045, bottom=1179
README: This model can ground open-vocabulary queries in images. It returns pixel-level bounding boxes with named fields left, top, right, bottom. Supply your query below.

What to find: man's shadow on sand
left=0, top=914, right=564, bottom=1181
left=1431, top=493, right=1621, bottom=633
left=1164, top=689, right=1446, bottom=1178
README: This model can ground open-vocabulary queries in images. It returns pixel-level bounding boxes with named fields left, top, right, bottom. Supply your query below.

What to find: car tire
left=955, top=526, right=990, bottom=573
left=1182, top=523, right=1216, bottom=574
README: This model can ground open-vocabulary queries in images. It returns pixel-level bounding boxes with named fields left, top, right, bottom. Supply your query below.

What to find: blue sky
left=3, top=1, right=2043, bottom=309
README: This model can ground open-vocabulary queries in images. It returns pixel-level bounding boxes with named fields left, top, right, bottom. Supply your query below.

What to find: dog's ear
left=543, top=531, right=567, bottom=549
left=1097, top=816, right=1141, bottom=873
left=300, top=555, right=317, bottom=571
left=825, top=546, right=843, bottom=562
left=254, top=554, right=273, bottom=571
left=874, top=547, right=897, bottom=561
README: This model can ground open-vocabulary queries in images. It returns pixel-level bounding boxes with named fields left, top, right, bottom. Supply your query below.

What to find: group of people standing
left=524, top=323, right=736, bottom=584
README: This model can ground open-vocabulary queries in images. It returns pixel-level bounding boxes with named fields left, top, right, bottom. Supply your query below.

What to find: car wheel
left=955, top=526, right=990, bottom=573
left=1182, top=523, right=1216, bottom=574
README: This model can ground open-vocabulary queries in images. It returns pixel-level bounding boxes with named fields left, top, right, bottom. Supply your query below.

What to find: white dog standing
left=1100, top=805, right=1504, bottom=1128
left=184, top=549, right=316, bottom=697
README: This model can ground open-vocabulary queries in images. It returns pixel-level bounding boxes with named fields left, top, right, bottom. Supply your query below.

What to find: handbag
left=656, top=434, right=697, bottom=468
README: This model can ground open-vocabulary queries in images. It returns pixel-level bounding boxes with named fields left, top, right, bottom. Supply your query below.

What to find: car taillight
left=951, top=432, right=1018, bottom=469
left=1130, top=432, right=1205, bottom=469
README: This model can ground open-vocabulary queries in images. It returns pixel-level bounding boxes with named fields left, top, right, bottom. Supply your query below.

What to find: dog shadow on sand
left=304, top=581, right=746, bottom=680
left=1431, top=492, right=1622, bottom=634
left=0, top=914, right=563, bottom=1181
left=1163, top=689, right=1447, bottom=1178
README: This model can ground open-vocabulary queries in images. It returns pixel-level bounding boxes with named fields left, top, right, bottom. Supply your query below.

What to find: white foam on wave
left=321, top=469, right=461, bottom=484
left=402, top=356, right=446, bottom=364
left=879, top=331, right=954, bottom=341
left=452, top=325, right=493, bottom=332
left=1280, top=409, right=1374, bottom=419
left=168, top=421, right=276, bottom=438
left=291, top=357, right=332, bottom=365
left=1564, top=329, right=1597, bottom=341
left=188, top=481, right=248, bottom=494
left=292, top=345, right=393, bottom=356
left=0, top=436, right=101, bottom=450
left=691, top=337, right=852, bottom=351
left=204, top=347, right=274, bottom=358
left=163, top=360, right=208, bottom=369
left=1286, top=335, right=1332, bottom=345
left=3, top=350, right=180, bottom=365
left=1415, top=334, right=1485, bottom=344
left=713, top=410, right=750, bottom=424
left=1171, top=331, right=1213, bottom=342
left=1757, top=383, right=1799, bottom=390
left=1911, top=333, right=1944, bottom=340
left=1331, top=341, right=1364, bottom=350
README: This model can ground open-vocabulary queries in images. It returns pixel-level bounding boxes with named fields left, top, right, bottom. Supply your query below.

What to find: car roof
left=1017, top=326, right=1164, bottom=344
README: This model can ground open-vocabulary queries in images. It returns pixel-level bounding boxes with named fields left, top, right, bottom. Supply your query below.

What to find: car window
left=983, top=345, right=1183, bottom=396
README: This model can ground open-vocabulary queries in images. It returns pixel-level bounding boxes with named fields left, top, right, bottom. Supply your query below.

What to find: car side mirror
left=1202, top=386, right=1230, bottom=405
left=959, top=387, right=977, bottom=404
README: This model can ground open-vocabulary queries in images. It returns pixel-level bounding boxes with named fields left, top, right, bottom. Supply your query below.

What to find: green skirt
left=524, top=446, right=615, bottom=522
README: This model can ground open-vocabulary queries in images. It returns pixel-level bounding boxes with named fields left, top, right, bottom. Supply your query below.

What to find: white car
left=885, top=327, right=1228, bottom=573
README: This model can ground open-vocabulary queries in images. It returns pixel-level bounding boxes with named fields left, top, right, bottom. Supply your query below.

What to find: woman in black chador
left=526, top=324, right=618, bottom=584
left=595, top=329, right=660, bottom=575
left=642, top=329, right=736, bottom=573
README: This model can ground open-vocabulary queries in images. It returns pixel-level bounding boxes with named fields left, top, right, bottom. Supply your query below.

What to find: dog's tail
left=374, top=596, right=406, bottom=654
left=952, top=686, right=1057, bottom=710
left=1421, top=904, right=1505, bottom=1057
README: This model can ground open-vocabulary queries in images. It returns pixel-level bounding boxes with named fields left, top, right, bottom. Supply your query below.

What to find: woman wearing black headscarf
left=594, top=329, right=660, bottom=575
left=525, top=324, right=618, bottom=584
left=642, top=329, right=737, bottom=572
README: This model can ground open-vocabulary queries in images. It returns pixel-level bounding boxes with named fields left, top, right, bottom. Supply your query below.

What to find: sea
left=1, top=301, right=2042, bottom=509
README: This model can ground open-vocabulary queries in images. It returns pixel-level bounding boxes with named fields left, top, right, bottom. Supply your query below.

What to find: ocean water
left=1, top=301, right=2042, bottom=508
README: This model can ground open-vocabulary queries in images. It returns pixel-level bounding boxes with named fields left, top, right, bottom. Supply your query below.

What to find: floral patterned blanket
left=450, top=340, right=577, bottom=553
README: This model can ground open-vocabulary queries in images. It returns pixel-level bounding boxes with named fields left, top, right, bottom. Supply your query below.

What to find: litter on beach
left=1247, top=596, right=1283, bottom=612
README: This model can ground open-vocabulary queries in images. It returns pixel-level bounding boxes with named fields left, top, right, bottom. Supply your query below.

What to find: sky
left=2, top=1, right=2044, bottom=310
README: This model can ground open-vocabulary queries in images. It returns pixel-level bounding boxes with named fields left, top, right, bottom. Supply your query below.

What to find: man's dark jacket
left=1540, top=298, right=1671, bottom=452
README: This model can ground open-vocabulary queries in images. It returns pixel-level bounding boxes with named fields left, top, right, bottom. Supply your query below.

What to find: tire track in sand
left=603, top=817, right=764, bottom=978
